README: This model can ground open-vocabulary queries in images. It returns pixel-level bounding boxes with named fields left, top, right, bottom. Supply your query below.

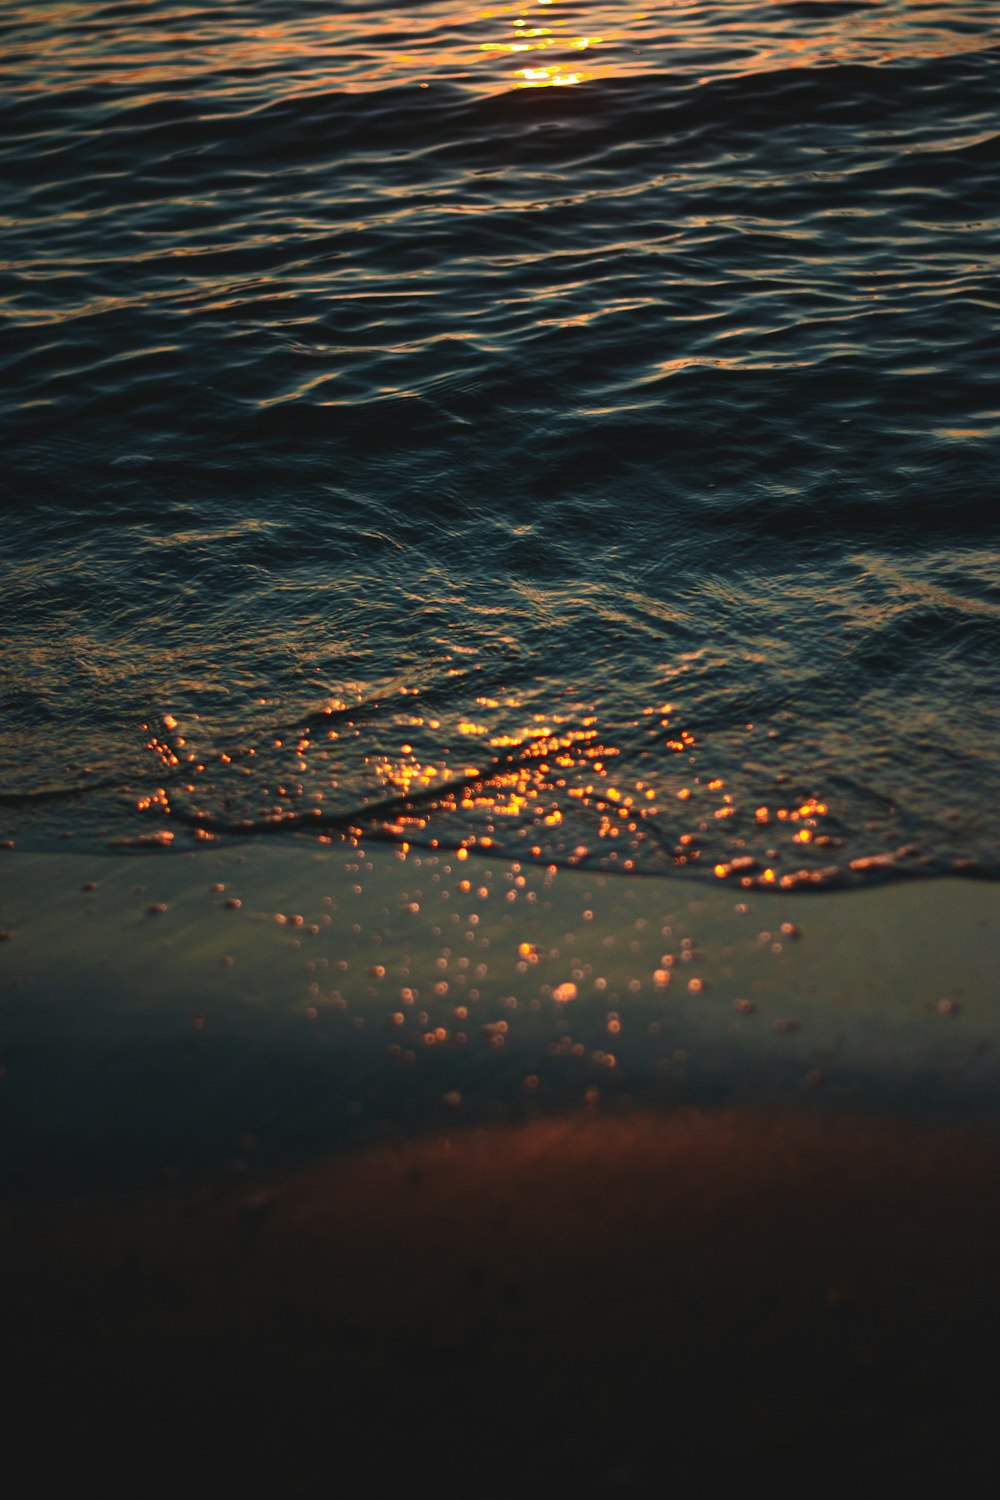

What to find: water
left=3, top=1, right=999, bottom=887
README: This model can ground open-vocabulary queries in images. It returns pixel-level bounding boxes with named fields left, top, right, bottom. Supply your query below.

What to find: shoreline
left=1, top=840, right=998, bottom=1195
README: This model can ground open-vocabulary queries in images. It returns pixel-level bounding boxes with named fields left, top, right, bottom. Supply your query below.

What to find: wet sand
left=2, top=843, right=998, bottom=1190
left=1, top=845, right=998, bottom=1492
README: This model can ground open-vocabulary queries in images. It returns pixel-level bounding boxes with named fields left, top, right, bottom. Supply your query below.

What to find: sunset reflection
left=141, top=687, right=887, bottom=890
left=9, top=2, right=992, bottom=100
left=477, top=2, right=604, bottom=88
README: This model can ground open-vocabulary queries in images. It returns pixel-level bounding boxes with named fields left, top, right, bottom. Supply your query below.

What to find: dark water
left=2, top=0, right=998, bottom=887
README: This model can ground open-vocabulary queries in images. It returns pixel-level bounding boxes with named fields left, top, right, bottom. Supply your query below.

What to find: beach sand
left=1, top=844, right=998, bottom=1492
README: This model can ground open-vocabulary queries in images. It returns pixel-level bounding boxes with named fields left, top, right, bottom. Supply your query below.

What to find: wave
left=3, top=49, right=999, bottom=190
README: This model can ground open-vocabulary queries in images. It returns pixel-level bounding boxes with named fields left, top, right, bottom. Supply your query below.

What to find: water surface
left=2, top=1, right=998, bottom=886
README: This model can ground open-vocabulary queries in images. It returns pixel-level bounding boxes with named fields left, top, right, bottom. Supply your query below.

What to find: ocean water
left=2, top=0, right=998, bottom=888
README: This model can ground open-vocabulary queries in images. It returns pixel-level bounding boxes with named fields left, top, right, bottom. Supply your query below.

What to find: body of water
left=3, top=0, right=998, bottom=887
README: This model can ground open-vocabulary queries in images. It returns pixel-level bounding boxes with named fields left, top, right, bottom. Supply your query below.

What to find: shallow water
left=2, top=1, right=998, bottom=885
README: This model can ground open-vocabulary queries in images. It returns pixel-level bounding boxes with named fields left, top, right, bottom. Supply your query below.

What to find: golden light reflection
left=137, top=655, right=939, bottom=890
left=477, top=1, right=607, bottom=88
left=14, top=1, right=990, bottom=109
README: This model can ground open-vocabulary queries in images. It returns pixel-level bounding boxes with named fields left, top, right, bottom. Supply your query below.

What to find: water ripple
left=1, top=1, right=998, bottom=882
